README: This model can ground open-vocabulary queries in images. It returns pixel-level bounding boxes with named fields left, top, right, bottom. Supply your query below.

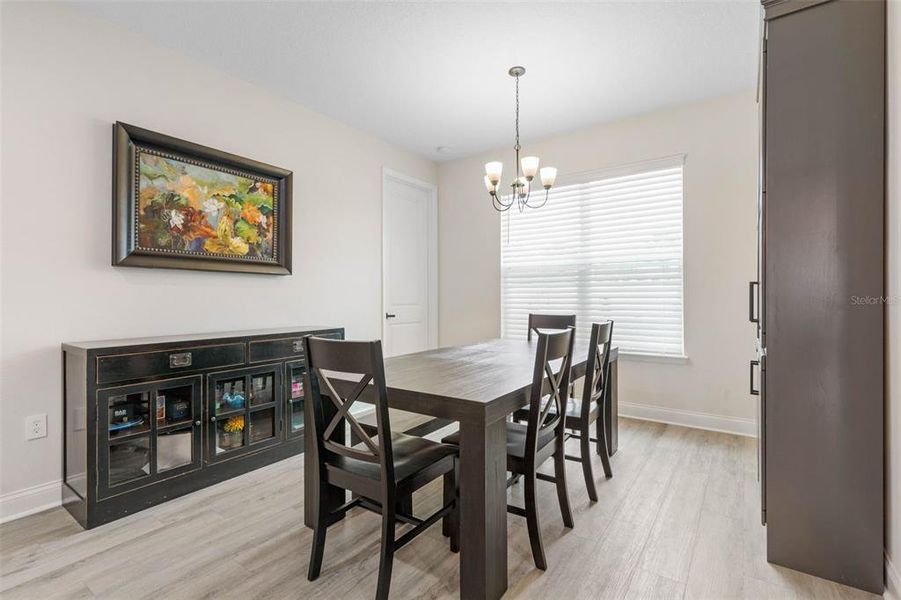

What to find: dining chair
left=514, top=321, right=614, bottom=500
left=303, top=336, right=459, bottom=600
left=527, top=313, right=576, bottom=340
left=442, top=327, right=576, bottom=570
left=513, top=314, right=576, bottom=432
left=561, top=321, right=615, bottom=501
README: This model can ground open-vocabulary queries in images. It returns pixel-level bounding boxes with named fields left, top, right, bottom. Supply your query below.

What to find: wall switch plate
left=26, top=414, right=47, bottom=440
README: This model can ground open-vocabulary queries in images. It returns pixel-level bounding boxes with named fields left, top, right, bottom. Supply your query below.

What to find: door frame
left=381, top=168, right=438, bottom=352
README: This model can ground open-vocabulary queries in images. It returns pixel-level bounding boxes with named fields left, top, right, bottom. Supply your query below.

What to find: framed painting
left=113, top=122, right=292, bottom=275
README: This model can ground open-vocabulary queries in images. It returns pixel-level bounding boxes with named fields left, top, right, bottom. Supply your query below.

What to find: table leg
left=605, top=357, right=619, bottom=456
left=459, top=417, right=508, bottom=600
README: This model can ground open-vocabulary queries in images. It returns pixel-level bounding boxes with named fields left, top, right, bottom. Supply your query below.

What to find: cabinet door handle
left=169, top=352, right=192, bottom=368
left=385, top=313, right=396, bottom=319
left=750, top=360, right=760, bottom=396
left=749, top=281, right=759, bottom=323
left=195, top=420, right=201, bottom=426
left=210, top=416, right=217, bottom=422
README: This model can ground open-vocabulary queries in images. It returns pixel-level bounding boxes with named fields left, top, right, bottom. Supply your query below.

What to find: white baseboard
left=0, top=480, right=62, bottom=524
left=887, top=552, right=900, bottom=600
left=619, top=401, right=757, bottom=437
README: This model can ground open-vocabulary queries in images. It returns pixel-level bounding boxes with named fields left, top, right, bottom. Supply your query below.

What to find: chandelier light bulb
left=485, top=161, right=503, bottom=185
left=521, top=156, right=540, bottom=180
left=540, top=166, right=558, bottom=189
left=484, top=175, right=496, bottom=193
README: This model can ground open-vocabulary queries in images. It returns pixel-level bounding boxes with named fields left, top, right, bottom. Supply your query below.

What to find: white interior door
left=382, top=170, right=437, bottom=358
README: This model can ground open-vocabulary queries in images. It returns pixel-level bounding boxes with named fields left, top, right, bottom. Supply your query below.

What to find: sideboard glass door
left=285, top=360, right=306, bottom=439
left=207, top=364, right=282, bottom=462
left=98, top=375, right=202, bottom=499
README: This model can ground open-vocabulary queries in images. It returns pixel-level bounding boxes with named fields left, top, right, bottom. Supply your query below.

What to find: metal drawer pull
left=750, top=360, right=760, bottom=396
left=169, top=352, right=192, bottom=368
left=292, top=340, right=303, bottom=353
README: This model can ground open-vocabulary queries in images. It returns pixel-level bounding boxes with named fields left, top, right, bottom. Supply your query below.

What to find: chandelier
left=484, top=66, right=557, bottom=212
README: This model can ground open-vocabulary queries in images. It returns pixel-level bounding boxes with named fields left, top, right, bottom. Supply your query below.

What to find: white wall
left=886, top=1, right=901, bottom=597
left=438, top=92, right=759, bottom=430
left=0, top=2, right=437, bottom=519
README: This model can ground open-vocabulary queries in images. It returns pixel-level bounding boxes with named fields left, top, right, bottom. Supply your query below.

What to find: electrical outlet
left=25, top=414, right=47, bottom=440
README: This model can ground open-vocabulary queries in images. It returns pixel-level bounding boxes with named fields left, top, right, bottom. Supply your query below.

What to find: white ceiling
left=76, top=1, right=760, bottom=162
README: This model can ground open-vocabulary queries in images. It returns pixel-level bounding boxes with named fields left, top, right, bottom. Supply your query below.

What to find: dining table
left=303, top=337, right=619, bottom=600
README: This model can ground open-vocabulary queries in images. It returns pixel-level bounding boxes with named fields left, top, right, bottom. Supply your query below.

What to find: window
left=500, top=156, right=684, bottom=357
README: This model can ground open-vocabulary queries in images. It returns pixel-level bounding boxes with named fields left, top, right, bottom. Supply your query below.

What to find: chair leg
left=596, top=412, right=613, bottom=479
left=376, top=503, right=396, bottom=600
left=448, top=462, right=460, bottom=553
left=553, top=442, right=575, bottom=529
left=580, top=424, right=598, bottom=502
left=308, top=486, right=328, bottom=581
left=523, top=470, right=547, bottom=571
left=396, top=494, right=413, bottom=517
left=442, top=466, right=453, bottom=538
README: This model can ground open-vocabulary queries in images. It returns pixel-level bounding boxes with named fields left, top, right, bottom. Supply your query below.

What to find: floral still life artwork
left=137, top=152, right=276, bottom=260
left=113, top=122, right=292, bottom=274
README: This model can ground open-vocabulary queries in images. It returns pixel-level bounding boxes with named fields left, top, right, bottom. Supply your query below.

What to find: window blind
left=500, top=157, right=684, bottom=357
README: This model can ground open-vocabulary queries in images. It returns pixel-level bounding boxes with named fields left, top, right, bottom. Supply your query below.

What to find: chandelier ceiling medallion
left=484, top=66, right=557, bottom=212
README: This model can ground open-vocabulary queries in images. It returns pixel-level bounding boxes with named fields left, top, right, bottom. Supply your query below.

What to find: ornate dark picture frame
left=113, top=122, right=292, bottom=275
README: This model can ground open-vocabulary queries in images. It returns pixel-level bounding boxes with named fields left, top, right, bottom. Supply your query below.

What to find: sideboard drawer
left=249, top=330, right=343, bottom=363
left=249, top=337, right=305, bottom=363
left=97, top=343, right=246, bottom=384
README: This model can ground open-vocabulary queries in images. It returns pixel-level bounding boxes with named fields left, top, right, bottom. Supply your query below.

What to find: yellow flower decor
left=203, top=215, right=250, bottom=256
left=223, top=415, right=245, bottom=433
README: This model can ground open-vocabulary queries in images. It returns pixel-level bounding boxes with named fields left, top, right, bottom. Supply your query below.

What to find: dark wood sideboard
left=62, top=326, right=343, bottom=529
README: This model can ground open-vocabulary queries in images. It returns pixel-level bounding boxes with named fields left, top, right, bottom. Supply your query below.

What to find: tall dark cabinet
left=755, top=0, right=884, bottom=593
left=62, top=326, right=343, bottom=529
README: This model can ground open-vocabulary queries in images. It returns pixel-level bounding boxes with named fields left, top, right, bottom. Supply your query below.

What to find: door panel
left=383, top=173, right=436, bottom=357
left=764, top=0, right=884, bottom=592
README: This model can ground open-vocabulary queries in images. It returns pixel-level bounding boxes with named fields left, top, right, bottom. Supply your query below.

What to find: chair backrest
left=580, top=321, right=614, bottom=421
left=303, top=336, right=395, bottom=486
left=524, top=327, right=575, bottom=461
left=527, top=313, right=576, bottom=341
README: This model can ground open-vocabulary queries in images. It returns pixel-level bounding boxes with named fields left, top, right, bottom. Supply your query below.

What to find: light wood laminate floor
left=0, top=419, right=881, bottom=599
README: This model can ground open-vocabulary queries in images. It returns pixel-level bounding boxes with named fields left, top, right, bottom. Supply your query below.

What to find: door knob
left=385, top=313, right=396, bottom=319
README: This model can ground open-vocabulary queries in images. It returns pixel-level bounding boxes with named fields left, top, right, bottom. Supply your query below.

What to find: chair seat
left=513, top=397, right=598, bottom=425
left=441, top=421, right=555, bottom=459
left=326, top=432, right=457, bottom=484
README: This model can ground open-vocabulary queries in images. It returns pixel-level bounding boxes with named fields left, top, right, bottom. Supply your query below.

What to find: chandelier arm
left=493, top=194, right=513, bottom=212
left=525, top=189, right=550, bottom=209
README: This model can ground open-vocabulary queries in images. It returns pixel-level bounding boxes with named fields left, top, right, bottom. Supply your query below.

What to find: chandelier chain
left=514, top=75, right=520, bottom=152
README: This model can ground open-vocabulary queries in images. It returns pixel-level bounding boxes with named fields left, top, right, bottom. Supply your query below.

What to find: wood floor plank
left=623, top=568, right=685, bottom=600
left=0, top=419, right=880, bottom=600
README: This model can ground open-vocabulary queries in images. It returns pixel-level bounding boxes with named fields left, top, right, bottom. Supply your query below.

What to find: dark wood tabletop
left=304, top=337, right=619, bottom=599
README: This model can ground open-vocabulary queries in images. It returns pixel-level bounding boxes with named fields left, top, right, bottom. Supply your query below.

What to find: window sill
left=617, top=352, right=690, bottom=365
